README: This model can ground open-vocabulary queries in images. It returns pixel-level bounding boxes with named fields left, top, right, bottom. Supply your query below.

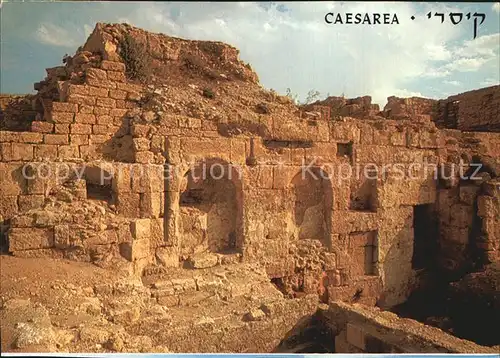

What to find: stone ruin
left=0, top=23, right=499, bottom=353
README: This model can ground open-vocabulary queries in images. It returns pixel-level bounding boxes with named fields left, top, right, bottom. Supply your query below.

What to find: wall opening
left=350, top=168, right=377, bottom=212
left=412, top=204, right=436, bottom=270
left=178, top=159, right=243, bottom=257
left=290, top=167, right=332, bottom=246
left=336, top=142, right=353, bottom=160
left=82, top=166, right=114, bottom=203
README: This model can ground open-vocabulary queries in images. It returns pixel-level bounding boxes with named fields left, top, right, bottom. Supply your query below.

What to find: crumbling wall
left=304, top=95, right=380, bottom=120
left=1, top=22, right=499, bottom=311
left=323, top=301, right=497, bottom=353
left=382, top=96, right=436, bottom=121
left=433, top=86, right=500, bottom=132
left=0, top=94, right=39, bottom=131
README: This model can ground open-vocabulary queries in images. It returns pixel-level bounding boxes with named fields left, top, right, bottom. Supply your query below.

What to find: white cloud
left=25, top=2, right=500, bottom=105
left=392, top=89, right=424, bottom=98
left=444, top=57, right=490, bottom=72
left=493, top=3, right=500, bottom=13
left=421, top=33, right=499, bottom=76
left=421, top=69, right=451, bottom=78
left=424, top=44, right=452, bottom=61
left=455, top=33, right=500, bottom=58
left=444, top=80, right=461, bottom=86
left=35, top=23, right=79, bottom=48
left=480, top=78, right=499, bottom=86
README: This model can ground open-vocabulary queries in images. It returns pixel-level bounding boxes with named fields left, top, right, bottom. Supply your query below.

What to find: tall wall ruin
left=1, top=23, right=499, bottom=315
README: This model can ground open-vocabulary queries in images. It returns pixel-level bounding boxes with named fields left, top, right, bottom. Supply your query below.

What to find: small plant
left=285, top=88, right=299, bottom=104
left=285, top=88, right=322, bottom=105
left=118, top=33, right=151, bottom=82
left=304, top=89, right=321, bottom=105
left=202, top=88, right=215, bottom=99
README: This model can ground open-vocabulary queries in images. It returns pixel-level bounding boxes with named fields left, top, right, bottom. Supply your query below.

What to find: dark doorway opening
left=412, top=204, right=437, bottom=270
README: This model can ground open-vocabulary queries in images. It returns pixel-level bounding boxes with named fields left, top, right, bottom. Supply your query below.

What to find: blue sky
left=1, top=1, right=499, bottom=106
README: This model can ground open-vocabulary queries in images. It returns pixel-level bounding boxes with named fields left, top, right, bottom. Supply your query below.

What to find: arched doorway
left=176, top=158, right=243, bottom=258
left=290, top=167, right=332, bottom=246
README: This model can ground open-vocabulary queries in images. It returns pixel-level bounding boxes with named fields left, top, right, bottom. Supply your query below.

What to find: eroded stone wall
left=324, top=301, right=497, bottom=353
left=1, top=22, right=499, bottom=312
left=433, top=86, right=500, bottom=132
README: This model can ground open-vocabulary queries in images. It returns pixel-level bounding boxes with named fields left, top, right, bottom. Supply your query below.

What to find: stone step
left=146, top=263, right=284, bottom=308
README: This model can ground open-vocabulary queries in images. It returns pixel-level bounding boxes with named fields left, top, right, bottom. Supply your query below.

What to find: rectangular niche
left=350, top=176, right=377, bottom=212
left=348, top=231, right=377, bottom=277
left=337, top=142, right=353, bottom=159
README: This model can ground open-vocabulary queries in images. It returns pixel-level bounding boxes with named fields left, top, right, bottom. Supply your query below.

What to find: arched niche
left=289, top=167, right=333, bottom=246
left=176, top=158, right=243, bottom=257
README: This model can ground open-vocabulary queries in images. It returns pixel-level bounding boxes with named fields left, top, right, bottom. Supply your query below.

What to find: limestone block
left=47, top=112, right=75, bottom=124
left=131, top=219, right=151, bottom=240
left=163, top=137, right=180, bottom=165
left=70, top=123, right=92, bottom=135
left=96, top=97, right=116, bottom=108
left=244, top=165, right=273, bottom=189
left=75, top=113, right=96, bottom=124
left=331, top=211, right=379, bottom=235
left=133, top=138, right=150, bottom=152
left=51, top=102, right=78, bottom=113
left=67, top=84, right=89, bottom=96
left=9, top=227, right=54, bottom=251
left=107, top=71, right=126, bottom=82
left=230, top=138, right=247, bottom=164
left=188, top=253, right=219, bottom=269
left=54, top=124, right=70, bottom=134
left=305, top=142, right=337, bottom=164
left=54, top=224, right=70, bottom=249
left=156, top=246, right=178, bottom=268
left=346, top=323, right=366, bottom=350
left=18, top=195, right=44, bottom=212
left=44, top=134, right=69, bottom=145
left=57, top=145, right=80, bottom=159
left=0, top=195, right=18, bottom=218
left=140, top=192, right=162, bottom=218
left=273, top=165, right=299, bottom=189
left=11, top=143, right=33, bottom=161
left=331, top=122, right=360, bottom=144
left=112, top=165, right=131, bottom=193
left=116, top=193, right=140, bottom=217
left=0, top=163, right=26, bottom=196
left=477, top=195, right=499, bottom=218
left=135, top=151, right=154, bottom=164
left=85, top=68, right=107, bottom=81
left=117, top=223, right=133, bottom=244
left=31, top=121, right=54, bottom=134
left=180, top=137, right=231, bottom=163
left=101, top=60, right=126, bottom=72
left=119, top=238, right=150, bottom=262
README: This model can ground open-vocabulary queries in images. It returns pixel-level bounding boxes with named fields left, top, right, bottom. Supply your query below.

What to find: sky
left=0, top=1, right=499, bottom=106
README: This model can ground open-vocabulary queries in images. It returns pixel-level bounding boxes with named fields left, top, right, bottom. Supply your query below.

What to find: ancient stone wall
left=323, top=301, right=497, bottom=353
left=382, top=96, right=436, bottom=121
left=433, top=86, right=500, bottom=132
left=0, top=94, right=39, bottom=131
left=1, top=22, right=499, bottom=312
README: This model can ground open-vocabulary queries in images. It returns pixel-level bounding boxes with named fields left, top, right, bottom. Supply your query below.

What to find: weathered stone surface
left=1, top=23, right=499, bottom=355
left=9, top=227, right=55, bottom=251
